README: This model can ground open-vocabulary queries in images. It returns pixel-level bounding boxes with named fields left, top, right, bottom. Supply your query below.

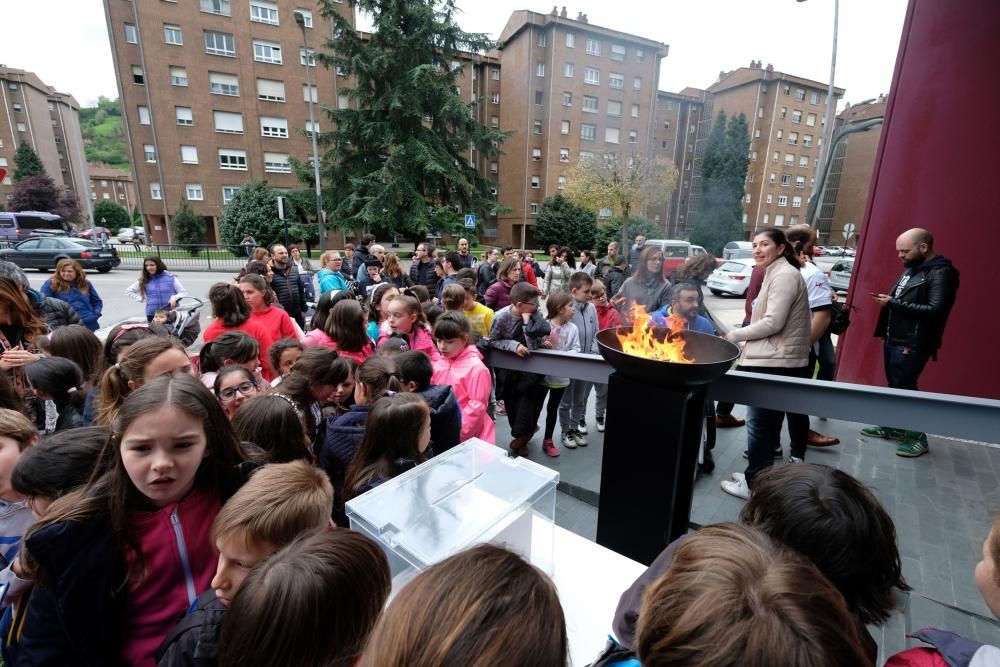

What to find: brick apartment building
left=89, top=164, right=139, bottom=214
left=0, top=67, right=88, bottom=213
left=816, top=96, right=886, bottom=247
left=649, top=88, right=706, bottom=238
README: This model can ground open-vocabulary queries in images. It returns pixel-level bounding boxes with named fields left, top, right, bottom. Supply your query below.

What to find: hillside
left=80, top=96, right=130, bottom=170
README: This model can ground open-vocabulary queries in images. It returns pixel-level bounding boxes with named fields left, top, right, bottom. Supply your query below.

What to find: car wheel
left=710, top=289, right=723, bottom=296
left=97, top=266, right=112, bottom=273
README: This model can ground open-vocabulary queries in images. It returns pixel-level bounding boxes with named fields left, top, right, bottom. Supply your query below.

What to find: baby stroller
left=162, top=297, right=204, bottom=347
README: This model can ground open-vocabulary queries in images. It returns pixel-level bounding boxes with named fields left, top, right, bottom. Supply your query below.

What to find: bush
left=92, top=200, right=130, bottom=233
left=219, top=181, right=285, bottom=253
left=173, top=198, right=207, bottom=254
left=534, top=195, right=597, bottom=252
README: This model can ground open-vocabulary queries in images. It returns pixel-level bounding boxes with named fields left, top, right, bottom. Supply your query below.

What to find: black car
left=0, top=237, right=121, bottom=273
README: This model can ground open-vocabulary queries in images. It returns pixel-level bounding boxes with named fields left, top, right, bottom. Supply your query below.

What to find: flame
left=617, top=304, right=694, bottom=364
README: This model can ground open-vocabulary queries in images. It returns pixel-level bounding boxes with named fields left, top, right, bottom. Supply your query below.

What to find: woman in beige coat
left=721, top=228, right=811, bottom=500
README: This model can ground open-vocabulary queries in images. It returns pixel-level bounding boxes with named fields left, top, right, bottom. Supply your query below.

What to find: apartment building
left=103, top=0, right=355, bottom=243
left=0, top=67, right=88, bottom=212
left=494, top=8, right=667, bottom=248
left=89, top=164, right=139, bottom=213
left=649, top=88, right=706, bottom=238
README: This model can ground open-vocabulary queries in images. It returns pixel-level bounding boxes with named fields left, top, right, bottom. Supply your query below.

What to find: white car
left=117, top=226, right=146, bottom=244
left=828, top=258, right=854, bottom=292
left=706, top=258, right=756, bottom=297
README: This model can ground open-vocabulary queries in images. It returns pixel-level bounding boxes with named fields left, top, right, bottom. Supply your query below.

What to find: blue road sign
left=464, top=214, right=476, bottom=229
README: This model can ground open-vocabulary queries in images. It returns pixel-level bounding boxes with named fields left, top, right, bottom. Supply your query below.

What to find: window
left=150, top=182, right=162, bottom=200
left=254, top=41, right=282, bottom=64
left=170, top=66, right=188, bottom=86
left=209, top=72, right=239, bottom=96
left=784, top=153, right=794, bottom=166
left=810, top=91, right=819, bottom=105
left=143, top=144, right=156, bottom=162
left=766, top=194, right=773, bottom=204
left=295, top=7, right=312, bottom=28
left=138, top=106, right=150, bottom=125
left=558, top=175, right=566, bottom=190
left=789, top=215, right=799, bottom=225
left=566, top=32, right=575, bottom=48
left=530, top=202, right=539, bottom=215
left=6, top=83, right=16, bottom=91
left=213, top=111, right=243, bottom=134
left=628, top=130, right=637, bottom=144
left=791, top=196, right=802, bottom=208
left=180, top=145, right=199, bottom=164
left=186, top=184, right=203, bottom=200
left=599, top=207, right=612, bottom=219
left=763, top=214, right=769, bottom=225
left=799, top=155, right=809, bottom=167
left=750, top=151, right=758, bottom=161
left=744, top=193, right=751, bottom=203
left=222, top=186, right=240, bottom=204
left=776, top=129, right=783, bottom=140
left=532, top=148, right=542, bottom=161
left=582, top=95, right=598, bottom=112
left=795, top=175, right=805, bottom=188
left=337, top=93, right=349, bottom=109
left=201, top=0, right=231, bottom=15
left=607, top=100, right=622, bottom=116
left=132, top=65, right=144, bottom=84
left=778, top=195, right=788, bottom=207
left=802, top=134, right=813, bottom=147
left=300, top=48, right=316, bottom=66
left=536, top=63, right=545, bottom=77
left=264, top=152, right=290, bottom=173
left=585, top=38, right=601, bottom=56
left=611, top=44, right=626, bottom=61
left=100, top=180, right=107, bottom=187
left=780, top=106, right=787, bottom=119
left=491, top=68, right=500, bottom=80
left=772, top=151, right=779, bottom=163
left=806, top=113, right=817, bottom=127
left=562, top=91, right=572, bottom=107
left=490, top=162, right=498, bottom=173
left=164, top=24, right=183, bottom=45
left=47, top=102, right=55, bottom=111
left=791, top=110, right=802, bottom=124
left=260, top=117, right=288, bottom=138
left=103, top=193, right=110, bottom=200
left=303, top=85, right=318, bottom=103
left=125, top=23, right=138, bottom=44
left=631, top=103, right=640, bottom=118
left=490, top=115, right=499, bottom=128
left=781, top=174, right=791, bottom=186
left=581, top=124, right=596, bottom=141
left=661, top=139, right=667, bottom=149
left=304, top=121, right=320, bottom=136
left=256, top=78, right=285, bottom=102
left=537, top=32, right=547, bottom=47
left=788, top=132, right=798, bottom=145
left=636, top=48, right=644, bottom=63
left=250, top=0, right=279, bottom=25
left=584, top=67, right=599, bottom=85
left=794, top=88, right=805, bottom=101
left=532, top=120, right=543, bottom=135
left=205, top=31, right=235, bottom=57
left=559, top=148, right=569, bottom=162
left=633, top=77, right=642, bottom=90
left=531, top=175, right=540, bottom=188
left=609, top=72, right=624, bottom=89
left=605, top=128, right=619, bottom=144
left=490, top=92, right=499, bottom=104
left=219, top=149, right=247, bottom=170
left=561, top=120, right=570, bottom=135
left=564, top=62, right=574, bottom=78
left=774, top=214, right=784, bottom=226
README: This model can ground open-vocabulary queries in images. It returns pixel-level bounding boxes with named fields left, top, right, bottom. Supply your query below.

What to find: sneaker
left=596, top=416, right=605, bottom=433
left=788, top=456, right=803, bottom=463
left=861, top=425, right=904, bottom=441
left=577, top=421, right=588, bottom=435
left=896, top=434, right=929, bottom=458
left=730, top=472, right=745, bottom=482
left=721, top=477, right=750, bottom=500
left=561, top=432, right=579, bottom=449
left=542, top=439, right=560, bottom=457
left=496, top=400, right=507, bottom=416
left=571, top=430, right=588, bottom=447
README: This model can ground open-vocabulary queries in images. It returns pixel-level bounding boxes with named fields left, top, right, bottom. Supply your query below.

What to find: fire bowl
left=596, top=327, right=740, bottom=389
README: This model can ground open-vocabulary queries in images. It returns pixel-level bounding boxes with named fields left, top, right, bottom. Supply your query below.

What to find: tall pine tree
left=310, top=0, right=508, bottom=240
left=690, top=111, right=750, bottom=256
left=13, top=142, right=45, bottom=182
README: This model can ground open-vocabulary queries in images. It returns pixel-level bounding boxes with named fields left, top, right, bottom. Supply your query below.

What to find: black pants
left=541, top=386, right=567, bottom=440
left=500, top=371, right=546, bottom=439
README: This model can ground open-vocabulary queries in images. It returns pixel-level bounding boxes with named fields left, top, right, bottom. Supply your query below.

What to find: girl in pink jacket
left=431, top=312, right=495, bottom=445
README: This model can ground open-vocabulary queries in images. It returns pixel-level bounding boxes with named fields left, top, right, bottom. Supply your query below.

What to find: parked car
left=118, top=226, right=146, bottom=244
left=824, top=245, right=846, bottom=256
left=813, top=245, right=827, bottom=256
left=722, top=241, right=753, bottom=260
left=77, top=226, right=112, bottom=241
left=0, top=211, right=72, bottom=242
left=643, top=239, right=712, bottom=275
left=844, top=247, right=856, bottom=257
left=828, top=258, right=855, bottom=292
left=0, top=237, right=121, bottom=273
left=706, top=258, right=756, bottom=297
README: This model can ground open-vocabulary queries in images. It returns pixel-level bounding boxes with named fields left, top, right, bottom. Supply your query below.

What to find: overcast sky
left=2, top=0, right=907, bottom=109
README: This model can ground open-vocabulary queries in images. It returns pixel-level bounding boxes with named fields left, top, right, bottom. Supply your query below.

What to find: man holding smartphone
left=863, top=228, right=959, bottom=457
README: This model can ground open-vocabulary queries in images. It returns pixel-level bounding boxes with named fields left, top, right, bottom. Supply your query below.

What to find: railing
left=109, top=244, right=250, bottom=272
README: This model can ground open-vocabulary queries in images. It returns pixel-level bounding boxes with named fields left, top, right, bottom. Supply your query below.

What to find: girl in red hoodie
left=17, top=374, right=247, bottom=666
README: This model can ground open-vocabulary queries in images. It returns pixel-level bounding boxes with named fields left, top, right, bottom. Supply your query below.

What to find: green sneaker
left=571, top=430, right=588, bottom=447
left=861, top=426, right=905, bottom=441
left=896, top=434, right=929, bottom=458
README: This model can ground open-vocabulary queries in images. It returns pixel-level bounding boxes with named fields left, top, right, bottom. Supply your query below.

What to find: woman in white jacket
left=543, top=248, right=574, bottom=295
left=721, top=228, right=811, bottom=500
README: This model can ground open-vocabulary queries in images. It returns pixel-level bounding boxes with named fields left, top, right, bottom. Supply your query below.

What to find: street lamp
left=797, top=0, right=839, bottom=221
left=294, top=9, right=326, bottom=252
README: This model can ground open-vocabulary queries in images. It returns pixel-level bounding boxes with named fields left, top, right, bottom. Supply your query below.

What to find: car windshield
left=719, top=261, right=751, bottom=273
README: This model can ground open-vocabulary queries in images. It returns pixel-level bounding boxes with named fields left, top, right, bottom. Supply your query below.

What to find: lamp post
left=294, top=10, right=326, bottom=252
left=798, top=0, right=839, bottom=222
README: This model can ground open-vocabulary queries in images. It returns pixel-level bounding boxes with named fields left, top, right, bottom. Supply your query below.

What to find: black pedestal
left=595, top=372, right=707, bottom=565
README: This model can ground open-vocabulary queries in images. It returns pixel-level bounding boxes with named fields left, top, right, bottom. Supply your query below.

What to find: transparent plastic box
left=346, top=438, right=559, bottom=591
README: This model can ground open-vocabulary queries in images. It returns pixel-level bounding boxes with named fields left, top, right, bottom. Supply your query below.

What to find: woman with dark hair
left=231, top=393, right=311, bottom=464
left=484, top=257, right=521, bottom=310
left=670, top=254, right=717, bottom=317
left=614, top=246, right=671, bottom=319
left=720, top=228, right=811, bottom=499
left=24, top=357, right=86, bottom=431
left=0, top=277, right=47, bottom=428
left=40, top=259, right=103, bottom=331
left=579, top=249, right=597, bottom=277
left=380, top=253, right=413, bottom=289
left=202, top=283, right=270, bottom=379
left=126, top=256, right=187, bottom=323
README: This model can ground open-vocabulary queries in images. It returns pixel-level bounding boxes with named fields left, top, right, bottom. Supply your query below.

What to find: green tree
left=219, top=181, right=285, bottom=252
left=173, top=198, right=207, bottom=253
left=10, top=175, right=59, bottom=212
left=12, top=143, right=45, bottom=182
left=563, top=153, right=677, bottom=259
left=534, top=194, right=597, bottom=252
left=594, top=215, right=664, bottom=255
left=690, top=111, right=750, bottom=256
left=308, top=0, right=508, bottom=242
left=92, top=200, right=131, bottom=233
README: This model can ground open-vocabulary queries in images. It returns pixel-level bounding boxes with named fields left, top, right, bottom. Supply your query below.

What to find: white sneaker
left=561, top=432, right=578, bottom=449
left=721, top=477, right=750, bottom=500
left=788, top=456, right=803, bottom=463
left=596, top=416, right=605, bottom=433
left=577, top=421, right=588, bottom=435
left=730, top=472, right=745, bottom=482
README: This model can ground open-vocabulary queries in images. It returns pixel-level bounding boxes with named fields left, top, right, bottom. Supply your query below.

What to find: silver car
left=828, top=258, right=854, bottom=292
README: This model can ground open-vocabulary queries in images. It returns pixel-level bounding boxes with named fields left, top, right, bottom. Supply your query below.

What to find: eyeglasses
left=217, top=381, right=258, bottom=402
left=648, top=257, right=663, bottom=263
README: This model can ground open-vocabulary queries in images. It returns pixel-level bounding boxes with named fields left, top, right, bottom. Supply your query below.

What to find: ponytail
left=23, top=357, right=86, bottom=413
left=355, top=356, right=402, bottom=403
left=94, top=336, right=186, bottom=426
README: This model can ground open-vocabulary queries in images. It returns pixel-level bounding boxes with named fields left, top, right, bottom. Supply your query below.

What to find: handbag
left=827, top=301, right=853, bottom=336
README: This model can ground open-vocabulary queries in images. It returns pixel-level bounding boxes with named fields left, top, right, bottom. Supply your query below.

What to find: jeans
left=743, top=365, right=811, bottom=487
left=816, top=331, right=836, bottom=382
left=559, top=379, right=593, bottom=434
left=884, top=343, right=929, bottom=391
left=595, top=382, right=608, bottom=416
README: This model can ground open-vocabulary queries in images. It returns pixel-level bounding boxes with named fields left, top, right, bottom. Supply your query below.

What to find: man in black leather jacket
left=863, top=228, right=959, bottom=457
